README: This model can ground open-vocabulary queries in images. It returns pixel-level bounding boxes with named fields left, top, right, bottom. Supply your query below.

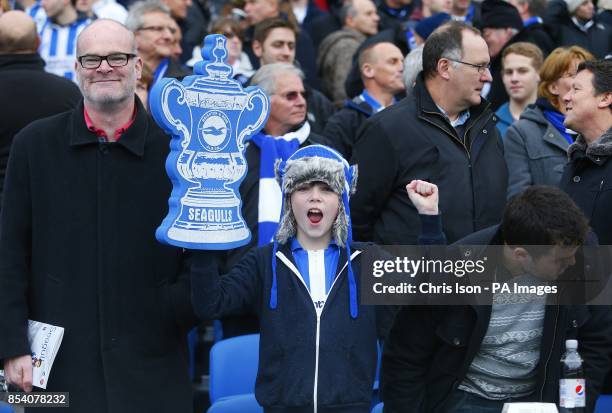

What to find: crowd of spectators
left=1, top=0, right=612, bottom=411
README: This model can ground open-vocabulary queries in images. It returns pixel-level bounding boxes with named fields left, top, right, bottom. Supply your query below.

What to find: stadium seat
left=371, top=402, right=384, bottom=413
left=209, top=334, right=259, bottom=403
left=0, top=402, right=15, bottom=413
left=595, top=394, right=612, bottom=413
left=207, top=394, right=263, bottom=413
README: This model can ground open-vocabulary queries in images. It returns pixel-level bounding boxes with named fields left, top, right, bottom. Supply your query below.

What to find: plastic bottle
left=559, top=339, right=585, bottom=413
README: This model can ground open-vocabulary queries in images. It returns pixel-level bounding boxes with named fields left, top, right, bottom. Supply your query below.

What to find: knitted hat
left=565, top=0, right=585, bottom=14
left=415, top=12, right=451, bottom=40
left=480, top=0, right=523, bottom=31
left=270, top=144, right=359, bottom=318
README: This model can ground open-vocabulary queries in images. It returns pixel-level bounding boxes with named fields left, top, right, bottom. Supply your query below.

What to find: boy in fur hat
left=191, top=144, right=394, bottom=413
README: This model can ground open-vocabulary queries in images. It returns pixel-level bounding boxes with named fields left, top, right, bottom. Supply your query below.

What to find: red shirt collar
left=84, top=105, right=137, bottom=142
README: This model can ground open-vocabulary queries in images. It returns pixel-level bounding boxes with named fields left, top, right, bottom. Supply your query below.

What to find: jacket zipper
left=421, top=108, right=491, bottom=229
left=313, top=314, right=321, bottom=413
left=275, top=250, right=362, bottom=413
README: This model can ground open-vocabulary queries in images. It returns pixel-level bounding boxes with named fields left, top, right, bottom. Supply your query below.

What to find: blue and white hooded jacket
left=191, top=241, right=394, bottom=413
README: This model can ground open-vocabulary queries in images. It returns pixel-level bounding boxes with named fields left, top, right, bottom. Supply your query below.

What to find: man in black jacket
left=545, top=0, right=612, bottom=59
left=382, top=181, right=612, bottom=412
left=351, top=21, right=507, bottom=245
left=0, top=11, right=82, bottom=208
left=323, top=41, right=404, bottom=160
left=478, top=0, right=523, bottom=111
left=0, top=19, right=197, bottom=412
left=560, top=59, right=612, bottom=393
left=508, top=0, right=555, bottom=55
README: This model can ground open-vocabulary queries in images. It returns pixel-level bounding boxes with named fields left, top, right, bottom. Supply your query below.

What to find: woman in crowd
left=188, top=16, right=254, bottom=82
left=504, top=45, right=594, bottom=199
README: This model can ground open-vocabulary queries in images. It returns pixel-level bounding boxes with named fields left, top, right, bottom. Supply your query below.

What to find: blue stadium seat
left=207, top=394, right=263, bottom=413
left=595, top=394, right=612, bottom=413
left=209, top=334, right=259, bottom=403
left=371, top=402, right=384, bottom=413
left=0, top=402, right=15, bottom=413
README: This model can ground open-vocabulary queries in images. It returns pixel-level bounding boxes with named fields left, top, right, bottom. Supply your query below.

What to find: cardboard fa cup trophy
left=150, top=35, right=270, bottom=249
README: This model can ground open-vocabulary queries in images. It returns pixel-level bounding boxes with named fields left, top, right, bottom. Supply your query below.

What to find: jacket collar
left=69, top=97, right=150, bottom=156
left=345, top=95, right=375, bottom=117
left=0, top=53, right=46, bottom=71
left=568, top=127, right=612, bottom=163
left=414, top=73, right=490, bottom=126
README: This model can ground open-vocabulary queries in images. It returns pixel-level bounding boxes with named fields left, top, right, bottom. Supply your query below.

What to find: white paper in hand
left=27, top=320, right=64, bottom=389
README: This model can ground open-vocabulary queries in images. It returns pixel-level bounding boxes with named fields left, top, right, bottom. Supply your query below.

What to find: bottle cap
left=566, top=339, right=578, bottom=350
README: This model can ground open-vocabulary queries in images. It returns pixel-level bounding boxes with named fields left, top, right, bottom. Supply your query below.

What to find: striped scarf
left=250, top=122, right=311, bottom=246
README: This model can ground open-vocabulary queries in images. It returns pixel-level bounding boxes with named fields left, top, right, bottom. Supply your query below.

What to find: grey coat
left=504, top=105, right=570, bottom=199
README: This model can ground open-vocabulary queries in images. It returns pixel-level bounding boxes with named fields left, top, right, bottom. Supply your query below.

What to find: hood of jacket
left=518, top=104, right=549, bottom=126
left=318, top=28, right=366, bottom=62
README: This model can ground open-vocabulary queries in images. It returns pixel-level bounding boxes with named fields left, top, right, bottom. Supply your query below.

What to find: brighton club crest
left=150, top=34, right=270, bottom=249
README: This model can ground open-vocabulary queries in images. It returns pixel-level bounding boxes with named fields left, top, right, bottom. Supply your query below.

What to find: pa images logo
left=198, top=110, right=231, bottom=152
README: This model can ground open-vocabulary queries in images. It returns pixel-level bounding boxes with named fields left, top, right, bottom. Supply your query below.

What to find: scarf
left=250, top=122, right=311, bottom=246
left=537, top=98, right=574, bottom=145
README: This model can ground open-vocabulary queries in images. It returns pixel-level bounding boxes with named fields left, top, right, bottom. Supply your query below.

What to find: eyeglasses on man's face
left=446, top=58, right=491, bottom=74
left=276, top=90, right=307, bottom=101
left=137, top=25, right=177, bottom=35
left=78, top=53, right=136, bottom=69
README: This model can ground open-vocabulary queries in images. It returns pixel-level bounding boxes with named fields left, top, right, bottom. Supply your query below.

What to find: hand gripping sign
left=150, top=35, right=269, bottom=249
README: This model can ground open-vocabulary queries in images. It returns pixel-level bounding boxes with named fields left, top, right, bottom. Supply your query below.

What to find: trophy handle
left=158, top=80, right=191, bottom=145
left=151, top=79, right=198, bottom=181
left=237, top=87, right=270, bottom=149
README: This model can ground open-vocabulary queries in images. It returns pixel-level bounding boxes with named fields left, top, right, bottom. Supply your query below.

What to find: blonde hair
left=538, top=46, right=594, bottom=111
left=502, top=42, right=544, bottom=71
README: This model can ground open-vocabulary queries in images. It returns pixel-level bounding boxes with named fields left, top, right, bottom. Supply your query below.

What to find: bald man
left=0, top=10, right=81, bottom=208
left=323, top=41, right=405, bottom=160
left=0, top=18, right=197, bottom=413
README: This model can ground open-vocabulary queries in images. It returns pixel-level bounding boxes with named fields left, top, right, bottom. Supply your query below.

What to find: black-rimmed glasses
left=78, top=53, right=137, bottom=69
left=446, top=58, right=491, bottom=74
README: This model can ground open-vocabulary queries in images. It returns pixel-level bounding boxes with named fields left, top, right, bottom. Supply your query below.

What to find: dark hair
left=357, top=41, right=383, bottom=71
left=502, top=186, right=589, bottom=255
left=422, top=21, right=480, bottom=79
left=577, top=59, right=612, bottom=96
left=339, top=0, right=358, bottom=25
left=253, top=17, right=297, bottom=44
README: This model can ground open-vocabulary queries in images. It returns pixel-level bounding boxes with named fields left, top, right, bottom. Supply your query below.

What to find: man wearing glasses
left=351, top=21, right=507, bottom=246
left=125, top=0, right=190, bottom=88
left=0, top=19, right=197, bottom=412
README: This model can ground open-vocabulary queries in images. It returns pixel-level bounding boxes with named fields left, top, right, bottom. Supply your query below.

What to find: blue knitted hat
left=270, top=144, right=359, bottom=318
left=415, top=12, right=451, bottom=40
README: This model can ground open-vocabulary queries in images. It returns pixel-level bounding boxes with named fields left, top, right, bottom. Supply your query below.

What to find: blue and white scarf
left=250, top=122, right=311, bottom=246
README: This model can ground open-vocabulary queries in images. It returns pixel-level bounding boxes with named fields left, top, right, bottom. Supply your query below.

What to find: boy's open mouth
left=307, top=209, right=323, bottom=224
